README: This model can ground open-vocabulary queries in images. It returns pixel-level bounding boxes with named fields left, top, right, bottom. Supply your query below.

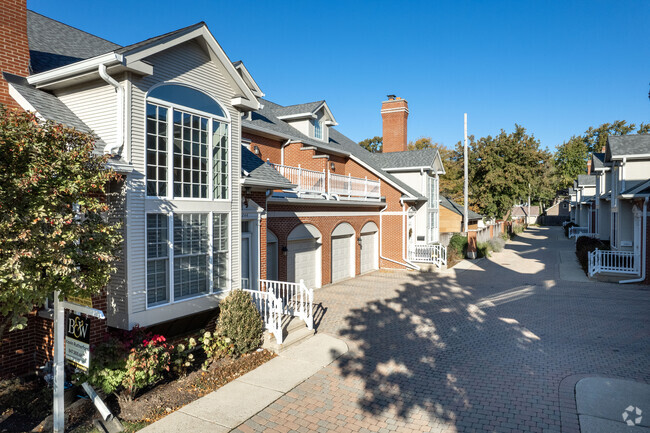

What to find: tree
left=407, top=136, right=439, bottom=151
left=359, top=136, right=383, bottom=153
left=0, top=107, right=122, bottom=342
left=554, top=136, right=588, bottom=189
left=583, top=120, right=636, bottom=154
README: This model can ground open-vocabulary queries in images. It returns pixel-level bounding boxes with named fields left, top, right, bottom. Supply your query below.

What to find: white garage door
left=288, top=240, right=319, bottom=289
left=360, top=232, right=377, bottom=273
left=331, top=235, right=353, bottom=283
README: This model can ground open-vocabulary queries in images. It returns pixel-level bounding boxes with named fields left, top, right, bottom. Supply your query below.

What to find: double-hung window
left=427, top=175, right=439, bottom=243
left=146, top=84, right=229, bottom=200
left=314, top=119, right=322, bottom=140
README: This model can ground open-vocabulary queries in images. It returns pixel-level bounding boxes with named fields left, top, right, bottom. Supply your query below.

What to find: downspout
left=98, top=64, right=124, bottom=155
left=280, top=139, right=291, bottom=166
left=620, top=197, right=648, bottom=284
left=379, top=203, right=417, bottom=270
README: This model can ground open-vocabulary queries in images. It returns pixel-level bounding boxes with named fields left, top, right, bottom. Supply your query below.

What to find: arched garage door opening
left=287, top=224, right=322, bottom=289
left=331, top=223, right=355, bottom=283
left=360, top=221, right=379, bottom=274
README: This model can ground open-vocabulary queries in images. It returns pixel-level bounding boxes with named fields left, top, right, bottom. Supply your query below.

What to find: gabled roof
left=577, top=174, right=596, bottom=187
left=233, top=61, right=264, bottom=98
left=243, top=99, right=425, bottom=201
left=241, top=145, right=295, bottom=189
left=273, top=101, right=325, bottom=118
left=591, top=152, right=608, bottom=171
left=27, top=10, right=121, bottom=74
left=607, top=134, right=650, bottom=160
left=440, top=196, right=482, bottom=220
left=511, top=205, right=540, bottom=217
left=371, top=148, right=445, bottom=173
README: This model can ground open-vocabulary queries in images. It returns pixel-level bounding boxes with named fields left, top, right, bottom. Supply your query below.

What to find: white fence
left=258, top=279, right=314, bottom=330
left=271, top=164, right=325, bottom=195
left=575, top=232, right=598, bottom=241
left=568, top=226, right=588, bottom=239
left=328, top=172, right=381, bottom=200
left=408, top=243, right=447, bottom=268
left=242, top=288, right=284, bottom=344
left=588, top=249, right=638, bottom=277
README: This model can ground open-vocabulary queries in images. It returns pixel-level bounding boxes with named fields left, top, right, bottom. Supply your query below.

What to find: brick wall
left=381, top=97, right=408, bottom=153
left=0, top=0, right=30, bottom=109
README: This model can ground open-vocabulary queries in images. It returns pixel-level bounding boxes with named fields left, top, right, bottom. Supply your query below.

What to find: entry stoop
left=589, top=272, right=640, bottom=283
left=262, top=315, right=315, bottom=353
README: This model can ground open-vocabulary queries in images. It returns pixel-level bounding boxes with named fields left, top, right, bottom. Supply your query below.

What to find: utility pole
left=463, top=113, right=468, bottom=233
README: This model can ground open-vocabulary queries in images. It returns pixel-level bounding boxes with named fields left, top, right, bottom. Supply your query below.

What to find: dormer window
left=314, top=119, right=323, bottom=140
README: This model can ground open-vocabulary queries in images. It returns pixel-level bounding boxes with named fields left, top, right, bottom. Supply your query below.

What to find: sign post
left=52, top=290, right=105, bottom=433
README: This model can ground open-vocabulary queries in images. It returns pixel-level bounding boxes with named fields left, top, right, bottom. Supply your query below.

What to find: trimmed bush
left=488, top=237, right=505, bottom=252
left=575, top=237, right=609, bottom=273
left=217, top=289, right=264, bottom=356
left=448, top=233, right=468, bottom=258
left=564, top=221, right=577, bottom=238
left=477, top=242, right=491, bottom=258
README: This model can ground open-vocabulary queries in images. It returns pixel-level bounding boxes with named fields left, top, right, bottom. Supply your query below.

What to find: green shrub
left=448, top=234, right=468, bottom=258
left=489, top=237, right=505, bottom=252
left=199, top=331, right=235, bottom=369
left=216, top=290, right=264, bottom=356
left=170, top=337, right=198, bottom=377
left=477, top=242, right=491, bottom=258
left=121, top=335, right=171, bottom=400
left=575, top=237, right=609, bottom=273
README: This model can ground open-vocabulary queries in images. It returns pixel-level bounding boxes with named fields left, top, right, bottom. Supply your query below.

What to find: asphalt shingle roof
left=241, top=145, right=294, bottom=189
left=511, top=205, right=540, bottom=217
left=440, top=196, right=482, bottom=220
left=577, top=174, right=596, bottom=187
left=608, top=135, right=650, bottom=158
left=114, top=22, right=205, bottom=55
left=272, top=101, right=325, bottom=117
left=620, top=179, right=650, bottom=197
left=27, top=10, right=121, bottom=73
left=592, top=152, right=606, bottom=170
left=371, top=148, right=438, bottom=169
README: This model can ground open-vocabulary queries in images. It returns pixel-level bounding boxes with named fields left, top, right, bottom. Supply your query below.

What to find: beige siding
left=55, top=80, right=121, bottom=152
left=126, top=40, right=242, bottom=326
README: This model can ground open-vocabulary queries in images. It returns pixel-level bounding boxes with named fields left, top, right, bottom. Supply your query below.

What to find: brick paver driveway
left=236, top=227, right=650, bottom=432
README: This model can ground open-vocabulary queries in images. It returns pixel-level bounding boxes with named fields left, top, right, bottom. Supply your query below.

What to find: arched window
left=146, top=83, right=229, bottom=199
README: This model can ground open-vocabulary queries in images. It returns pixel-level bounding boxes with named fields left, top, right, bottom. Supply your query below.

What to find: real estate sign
left=65, top=313, right=90, bottom=371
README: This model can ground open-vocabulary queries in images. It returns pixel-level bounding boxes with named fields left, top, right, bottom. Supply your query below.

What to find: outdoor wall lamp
left=253, top=145, right=261, bottom=155
left=357, top=237, right=362, bottom=246
left=281, top=245, right=288, bottom=256
left=330, top=162, right=335, bottom=171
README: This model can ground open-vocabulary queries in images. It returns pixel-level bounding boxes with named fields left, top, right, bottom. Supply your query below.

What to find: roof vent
left=387, top=94, right=396, bottom=100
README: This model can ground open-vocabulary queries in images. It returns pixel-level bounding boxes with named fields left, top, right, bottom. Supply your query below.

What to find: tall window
left=427, top=175, right=439, bottom=243
left=146, top=84, right=229, bottom=200
left=314, top=119, right=322, bottom=140
left=146, top=212, right=229, bottom=307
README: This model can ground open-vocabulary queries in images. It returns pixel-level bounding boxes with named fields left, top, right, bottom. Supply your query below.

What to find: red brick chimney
left=0, top=0, right=30, bottom=110
left=586, top=159, right=592, bottom=174
left=381, top=95, right=409, bottom=153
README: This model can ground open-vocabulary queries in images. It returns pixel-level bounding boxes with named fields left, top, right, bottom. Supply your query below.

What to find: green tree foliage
left=583, top=120, right=636, bottom=154
left=554, top=136, right=588, bottom=189
left=0, top=107, right=122, bottom=340
left=407, top=136, right=439, bottom=150
left=359, top=136, right=383, bottom=153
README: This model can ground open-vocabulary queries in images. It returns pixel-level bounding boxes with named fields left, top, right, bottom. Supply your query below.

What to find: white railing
left=271, top=163, right=325, bottom=195
left=408, top=243, right=447, bottom=268
left=588, top=249, right=638, bottom=277
left=242, top=288, right=283, bottom=344
left=575, top=233, right=598, bottom=241
left=568, top=226, right=588, bottom=239
left=258, top=279, right=314, bottom=330
left=328, top=172, right=381, bottom=200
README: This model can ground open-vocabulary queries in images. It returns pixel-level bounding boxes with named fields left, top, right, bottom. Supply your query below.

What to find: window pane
left=149, top=84, right=226, bottom=118
left=145, top=104, right=168, bottom=197
left=147, top=214, right=169, bottom=306
left=173, top=214, right=209, bottom=300
left=213, top=213, right=229, bottom=290
left=314, top=120, right=322, bottom=139
left=172, top=110, right=209, bottom=198
left=213, top=121, right=228, bottom=199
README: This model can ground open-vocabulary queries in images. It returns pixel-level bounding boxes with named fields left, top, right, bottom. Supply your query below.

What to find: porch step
left=589, top=272, right=640, bottom=283
left=416, top=263, right=447, bottom=272
left=262, top=316, right=315, bottom=354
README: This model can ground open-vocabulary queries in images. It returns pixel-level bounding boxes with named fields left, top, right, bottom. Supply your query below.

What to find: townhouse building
left=0, top=2, right=450, bottom=375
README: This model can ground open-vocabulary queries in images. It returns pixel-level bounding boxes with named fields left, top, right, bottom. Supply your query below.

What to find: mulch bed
left=0, top=349, right=275, bottom=433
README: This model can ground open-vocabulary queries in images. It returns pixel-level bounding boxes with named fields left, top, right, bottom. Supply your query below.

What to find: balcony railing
left=328, top=172, right=381, bottom=200
left=269, top=163, right=381, bottom=200
left=408, top=243, right=447, bottom=268
left=271, top=164, right=326, bottom=195
left=588, top=249, right=638, bottom=277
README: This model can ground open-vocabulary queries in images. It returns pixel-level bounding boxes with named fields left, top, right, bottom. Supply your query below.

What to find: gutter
left=98, top=64, right=124, bottom=155
left=620, top=197, right=648, bottom=284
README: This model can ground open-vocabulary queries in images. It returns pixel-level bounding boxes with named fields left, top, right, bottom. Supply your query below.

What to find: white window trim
left=145, top=211, right=231, bottom=310
left=144, top=93, right=232, bottom=202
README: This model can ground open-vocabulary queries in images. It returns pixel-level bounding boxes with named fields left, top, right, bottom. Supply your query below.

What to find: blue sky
left=29, top=0, right=650, bottom=151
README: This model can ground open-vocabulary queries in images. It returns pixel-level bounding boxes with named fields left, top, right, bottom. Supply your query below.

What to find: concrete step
left=417, top=262, right=447, bottom=272
left=283, top=315, right=306, bottom=333
left=262, top=318, right=315, bottom=354
left=589, top=272, right=640, bottom=283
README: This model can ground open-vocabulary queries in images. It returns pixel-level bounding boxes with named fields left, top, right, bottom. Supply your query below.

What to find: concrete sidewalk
left=139, top=334, right=348, bottom=433
left=576, top=377, right=650, bottom=432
